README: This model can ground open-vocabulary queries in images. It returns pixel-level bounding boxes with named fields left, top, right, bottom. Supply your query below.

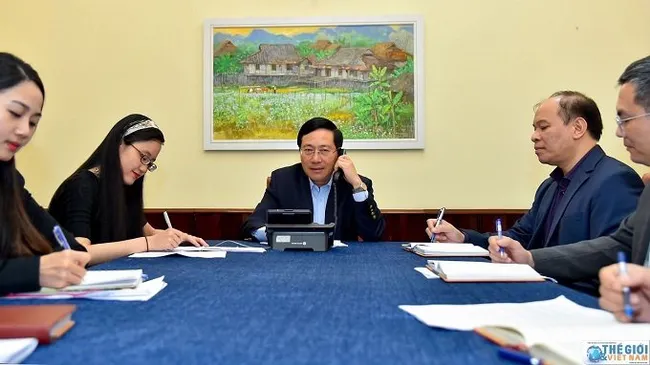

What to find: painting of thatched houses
left=241, top=44, right=312, bottom=76
left=204, top=16, right=423, bottom=150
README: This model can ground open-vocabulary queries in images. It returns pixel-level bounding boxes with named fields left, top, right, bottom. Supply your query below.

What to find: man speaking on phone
left=242, top=117, right=385, bottom=242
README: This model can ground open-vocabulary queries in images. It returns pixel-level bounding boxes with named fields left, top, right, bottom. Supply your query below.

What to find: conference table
left=4, top=242, right=598, bottom=364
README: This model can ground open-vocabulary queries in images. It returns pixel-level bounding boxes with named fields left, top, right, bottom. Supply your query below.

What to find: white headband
left=123, top=119, right=159, bottom=138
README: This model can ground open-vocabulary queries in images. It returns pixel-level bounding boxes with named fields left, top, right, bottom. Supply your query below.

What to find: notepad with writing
left=399, top=296, right=650, bottom=365
left=425, top=260, right=545, bottom=282
left=404, top=242, right=489, bottom=257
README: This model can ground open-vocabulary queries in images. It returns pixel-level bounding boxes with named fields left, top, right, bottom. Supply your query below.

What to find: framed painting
left=203, top=15, right=424, bottom=150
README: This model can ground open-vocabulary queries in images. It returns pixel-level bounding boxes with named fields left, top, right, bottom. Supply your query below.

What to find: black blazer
left=242, top=163, right=385, bottom=241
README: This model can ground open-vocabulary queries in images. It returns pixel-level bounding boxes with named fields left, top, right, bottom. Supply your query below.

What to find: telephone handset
left=333, top=148, right=346, bottom=182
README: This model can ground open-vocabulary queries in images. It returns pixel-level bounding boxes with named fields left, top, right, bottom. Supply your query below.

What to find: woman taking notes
left=0, top=52, right=90, bottom=295
left=48, top=114, right=208, bottom=264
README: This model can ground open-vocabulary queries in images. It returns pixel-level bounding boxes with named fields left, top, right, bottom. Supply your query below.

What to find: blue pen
left=617, top=251, right=634, bottom=319
left=498, top=347, right=544, bottom=365
left=496, top=218, right=505, bottom=256
left=430, top=207, right=446, bottom=242
left=52, top=225, right=71, bottom=250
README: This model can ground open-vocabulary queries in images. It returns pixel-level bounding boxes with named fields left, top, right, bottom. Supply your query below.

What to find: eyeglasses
left=130, top=145, right=157, bottom=172
left=616, top=112, right=650, bottom=129
left=300, top=147, right=336, bottom=157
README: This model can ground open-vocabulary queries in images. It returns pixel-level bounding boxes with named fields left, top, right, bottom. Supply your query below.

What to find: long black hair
left=75, top=114, right=165, bottom=243
left=0, top=52, right=52, bottom=258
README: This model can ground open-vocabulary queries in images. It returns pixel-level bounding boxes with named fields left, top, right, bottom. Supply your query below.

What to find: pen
left=430, top=207, right=446, bottom=242
left=498, top=347, right=544, bottom=365
left=496, top=218, right=505, bottom=257
left=163, top=211, right=173, bottom=229
left=617, top=251, right=634, bottom=319
left=52, top=225, right=71, bottom=250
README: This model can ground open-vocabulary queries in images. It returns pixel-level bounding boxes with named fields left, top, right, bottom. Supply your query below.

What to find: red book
left=0, top=304, right=76, bottom=344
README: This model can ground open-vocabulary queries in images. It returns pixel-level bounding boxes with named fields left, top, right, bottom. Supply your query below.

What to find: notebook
left=54, top=269, right=144, bottom=291
left=0, top=305, right=76, bottom=344
left=425, top=260, right=545, bottom=282
left=399, top=296, right=650, bottom=365
left=0, top=338, right=38, bottom=364
left=404, top=242, right=489, bottom=257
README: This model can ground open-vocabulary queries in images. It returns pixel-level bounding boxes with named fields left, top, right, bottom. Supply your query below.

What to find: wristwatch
left=352, top=181, right=367, bottom=193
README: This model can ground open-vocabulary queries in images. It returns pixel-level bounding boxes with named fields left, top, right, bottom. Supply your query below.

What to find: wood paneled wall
left=144, top=209, right=527, bottom=242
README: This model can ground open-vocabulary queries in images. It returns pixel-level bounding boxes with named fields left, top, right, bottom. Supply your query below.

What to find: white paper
left=414, top=267, right=439, bottom=279
left=0, top=338, right=38, bottom=364
left=407, top=242, right=465, bottom=249
left=175, top=246, right=265, bottom=253
left=58, top=269, right=143, bottom=291
left=129, top=248, right=227, bottom=258
left=5, top=276, right=167, bottom=302
left=410, top=243, right=488, bottom=256
left=333, top=240, right=348, bottom=248
left=399, top=296, right=650, bottom=364
left=427, top=260, right=543, bottom=281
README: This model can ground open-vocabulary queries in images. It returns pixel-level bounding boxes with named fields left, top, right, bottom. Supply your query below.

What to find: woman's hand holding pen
left=487, top=236, right=534, bottom=266
left=39, top=250, right=90, bottom=288
left=425, top=219, right=464, bottom=243
left=148, top=228, right=208, bottom=250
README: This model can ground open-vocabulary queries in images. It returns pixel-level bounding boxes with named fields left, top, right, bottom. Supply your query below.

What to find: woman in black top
left=0, top=52, right=90, bottom=295
left=49, top=114, right=207, bottom=264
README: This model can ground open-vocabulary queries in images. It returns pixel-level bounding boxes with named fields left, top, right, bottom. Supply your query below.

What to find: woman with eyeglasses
left=0, top=52, right=90, bottom=296
left=49, top=114, right=207, bottom=264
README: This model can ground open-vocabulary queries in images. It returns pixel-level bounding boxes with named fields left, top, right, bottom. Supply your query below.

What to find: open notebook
left=50, top=269, right=144, bottom=291
left=425, top=260, right=546, bottom=282
left=399, top=296, right=650, bottom=365
left=404, top=242, right=489, bottom=257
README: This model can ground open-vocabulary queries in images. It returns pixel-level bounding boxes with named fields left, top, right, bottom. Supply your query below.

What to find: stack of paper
left=405, top=242, right=489, bottom=257
left=425, top=260, right=545, bottom=282
left=399, top=296, right=650, bottom=364
left=129, top=247, right=228, bottom=258
left=62, top=269, right=143, bottom=291
left=6, top=273, right=167, bottom=301
left=0, top=338, right=38, bottom=364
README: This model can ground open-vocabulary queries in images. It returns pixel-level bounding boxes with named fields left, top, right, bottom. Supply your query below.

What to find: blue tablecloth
left=3, top=242, right=598, bottom=364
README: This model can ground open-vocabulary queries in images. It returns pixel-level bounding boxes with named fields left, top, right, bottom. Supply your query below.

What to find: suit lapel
left=325, top=183, right=335, bottom=224
left=528, top=183, right=556, bottom=248
left=298, top=171, right=314, bottom=214
left=544, top=172, right=588, bottom=246
left=545, top=147, right=604, bottom=246
left=632, top=186, right=650, bottom=265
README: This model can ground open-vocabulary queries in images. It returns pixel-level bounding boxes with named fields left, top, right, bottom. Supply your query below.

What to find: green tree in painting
left=353, top=65, right=405, bottom=132
left=296, top=41, right=335, bottom=60
left=213, top=42, right=257, bottom=74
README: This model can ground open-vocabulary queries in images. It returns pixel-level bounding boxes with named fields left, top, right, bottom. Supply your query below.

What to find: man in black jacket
left=242, top=117, right=385, bottom=242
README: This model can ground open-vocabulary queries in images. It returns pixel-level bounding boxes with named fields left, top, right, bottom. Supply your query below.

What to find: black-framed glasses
left=130, top=145, right=157, bottom=172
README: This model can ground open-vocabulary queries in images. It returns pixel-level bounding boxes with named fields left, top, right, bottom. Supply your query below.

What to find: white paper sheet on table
left=399, top=296, right=650, bottom=364
left=0, top=338, right=38, bottom=364
left=129, top=247, right=227, bottom=258
left=5, top=276, right=167, bottom=301
left=414, top=267, right=439, bottom=279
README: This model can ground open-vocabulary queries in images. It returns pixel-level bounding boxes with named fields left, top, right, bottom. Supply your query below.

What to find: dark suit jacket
left=532, top=183, right=650, bottom=282
left=242, top=163, right=385, bottom=241
left=464, top=146, right=643, bottom=250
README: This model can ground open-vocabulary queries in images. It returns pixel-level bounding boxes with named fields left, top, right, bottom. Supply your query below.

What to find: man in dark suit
left=426, top=91, right=643, bottom=251
left=242, top=117, right=385, bottom=242
left=490, top=56, right=650, bottom=313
